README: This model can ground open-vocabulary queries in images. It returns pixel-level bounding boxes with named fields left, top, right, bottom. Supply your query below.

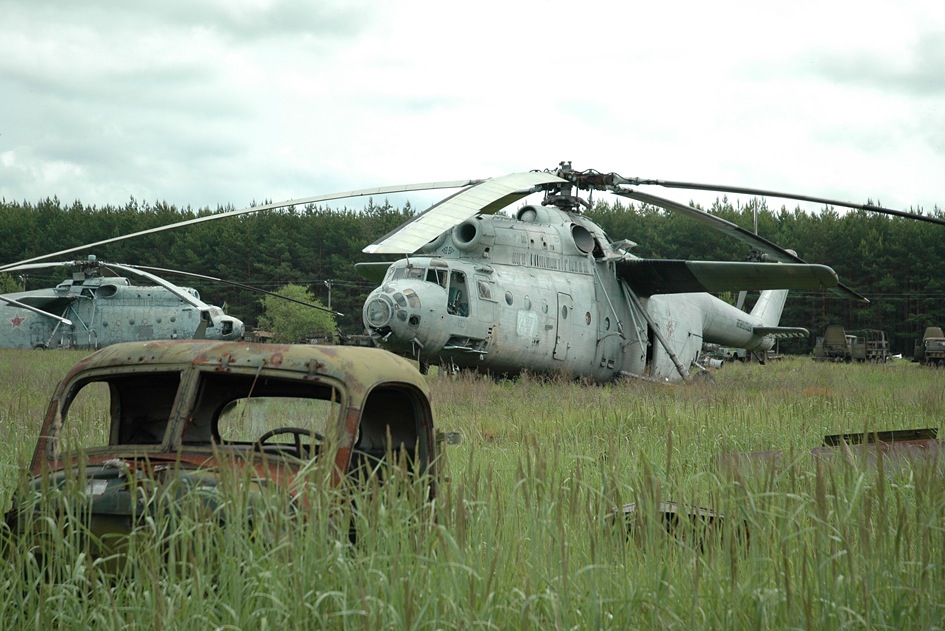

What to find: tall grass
left=2, top=350, right=944, bottom=629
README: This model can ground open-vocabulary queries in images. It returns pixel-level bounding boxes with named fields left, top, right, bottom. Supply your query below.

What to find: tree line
left=2, top=195, right=943, bottom=355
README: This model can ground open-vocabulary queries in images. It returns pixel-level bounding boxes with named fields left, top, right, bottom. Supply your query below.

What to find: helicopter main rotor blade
left=1, top=261, right=78, bottom=272
left=613, top=188, right=869, bottom=303
left=363, top=171, right=567, bottom=254
left=129, top=264, right=344, bottom=317
left=0, top=180, right=481, bottom=272
left=614, top=176, right=945, bottom=226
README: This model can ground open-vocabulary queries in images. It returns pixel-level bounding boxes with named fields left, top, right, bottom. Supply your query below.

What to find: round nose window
left=365, top=298, right=392, bottom=327
left=505, top=291, right=513, bottom=306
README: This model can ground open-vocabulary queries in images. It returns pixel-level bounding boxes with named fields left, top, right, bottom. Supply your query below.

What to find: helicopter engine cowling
left=94, top=283, right=125, bottom=298
left=451, top=218, right=495, bottom=251
left=515, top=205, right=557, bottom=224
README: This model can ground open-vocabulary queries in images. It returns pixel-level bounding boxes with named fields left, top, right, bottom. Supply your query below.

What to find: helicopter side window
left=477, top=279, right=496, bottom=302
left=447, top=271, right=469, bottom=317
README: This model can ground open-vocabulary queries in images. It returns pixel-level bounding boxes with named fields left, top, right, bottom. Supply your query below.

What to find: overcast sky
left=2, top=0, right=943, bottom=220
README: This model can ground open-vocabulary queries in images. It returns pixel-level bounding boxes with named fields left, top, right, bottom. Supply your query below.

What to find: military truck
left=913, top=327, right=945, bottom=366
left=812, top=325, right=890, bottom=363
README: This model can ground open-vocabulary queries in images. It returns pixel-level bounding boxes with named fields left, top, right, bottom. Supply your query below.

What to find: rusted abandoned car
left=5, top=340, right=442, bottom=554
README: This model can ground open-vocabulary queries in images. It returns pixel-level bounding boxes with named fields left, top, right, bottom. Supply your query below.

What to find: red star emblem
left=11, top=314, right=24, bottom=328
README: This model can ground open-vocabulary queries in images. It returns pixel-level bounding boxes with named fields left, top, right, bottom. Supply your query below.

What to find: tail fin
left=749, top=289, right=789, bottom=327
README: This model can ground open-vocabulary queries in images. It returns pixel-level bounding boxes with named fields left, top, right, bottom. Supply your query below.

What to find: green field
left=1, top=349, right=944, bottom=629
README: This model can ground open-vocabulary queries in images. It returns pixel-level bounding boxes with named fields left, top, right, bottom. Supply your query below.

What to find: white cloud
left=1, top=0, right=943, bottom=218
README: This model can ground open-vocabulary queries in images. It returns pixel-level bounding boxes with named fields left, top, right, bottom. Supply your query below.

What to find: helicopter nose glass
left=365, top=296, right=393, bottom=328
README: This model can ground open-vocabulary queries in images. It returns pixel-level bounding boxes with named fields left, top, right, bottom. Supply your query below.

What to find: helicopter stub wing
left=0, top=295, right=74, bottom=326
left=363, top=171, right=567, bottom=254
left=612, top=188, right=868, bottom=303
left=615, top=259, right=839, bottom=296
left=4, top=292, right=76, bottom=315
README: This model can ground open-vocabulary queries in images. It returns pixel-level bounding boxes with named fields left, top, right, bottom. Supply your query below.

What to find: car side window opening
left=53, top=372, right=182, bottom=455
left=351, top=386, right=422, bottom=477
left=114, top=374, right=182, bottom=445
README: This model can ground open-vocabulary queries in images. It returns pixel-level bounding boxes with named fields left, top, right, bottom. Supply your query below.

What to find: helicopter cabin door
left=30, top=322, right=48, bottom=349
left=553, top=292, right=573, bottom=361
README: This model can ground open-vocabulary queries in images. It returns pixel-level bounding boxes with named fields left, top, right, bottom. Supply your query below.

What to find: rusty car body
left=4, top=339, right=440, bottom=556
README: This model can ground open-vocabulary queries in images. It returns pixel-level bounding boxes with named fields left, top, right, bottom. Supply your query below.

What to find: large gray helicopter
left=354, top=163, right=884, bottom=382
left=0, top=256, right=244, bottom=349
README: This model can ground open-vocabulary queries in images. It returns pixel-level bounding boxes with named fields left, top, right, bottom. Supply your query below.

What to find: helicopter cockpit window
left=390, top=266, right=425, bottom=282
left=403, top=288, right=421, bottom=309
left=425, top=268, right=448, bottom=288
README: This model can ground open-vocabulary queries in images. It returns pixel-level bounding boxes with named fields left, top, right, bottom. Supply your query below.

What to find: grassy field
left=1, top=349, right=944, bottom=629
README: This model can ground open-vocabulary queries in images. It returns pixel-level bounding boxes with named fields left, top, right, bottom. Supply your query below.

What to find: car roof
left=61, top=340, right=430, bottom=399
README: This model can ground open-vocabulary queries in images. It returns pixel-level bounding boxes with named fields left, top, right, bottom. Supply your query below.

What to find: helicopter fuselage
left=362, top=204, right=783, bottom=382
left=1, top=275, right=244, bottom=350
